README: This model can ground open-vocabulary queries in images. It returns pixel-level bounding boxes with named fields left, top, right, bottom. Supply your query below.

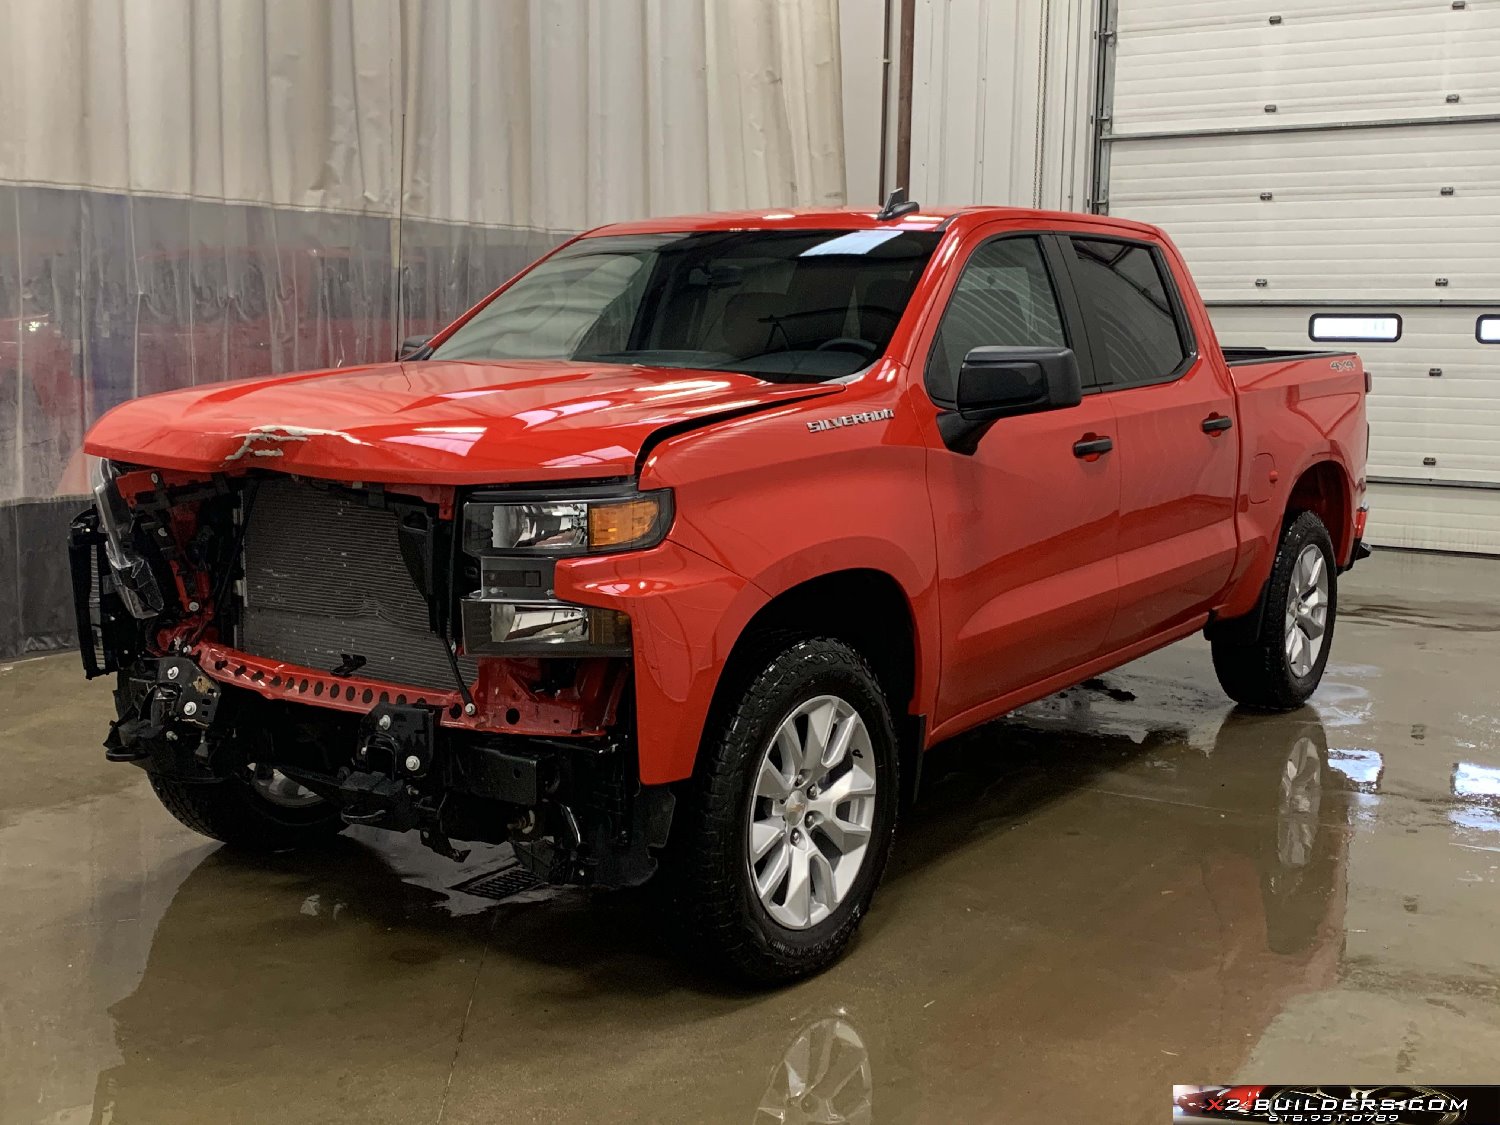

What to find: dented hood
left=84, top=359, right=843, bottom=484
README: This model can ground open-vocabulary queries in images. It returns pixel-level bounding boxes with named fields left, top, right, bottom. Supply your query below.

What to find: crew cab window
left=1067, top=238, right=1188, bottom=387
left=924, top=237, right=1066, bottom=404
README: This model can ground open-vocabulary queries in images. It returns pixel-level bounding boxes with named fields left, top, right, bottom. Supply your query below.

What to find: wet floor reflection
left=753, top=1013, right=873, bottom=1125
left=78, top=686, right=1372, bottom=1124
left=11, top=558, right=1500, bottom=1122
left=1449, top=762, right=1500, bottom=841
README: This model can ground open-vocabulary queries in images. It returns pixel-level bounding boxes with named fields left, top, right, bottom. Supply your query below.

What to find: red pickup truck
left=70, top=201, right=1369, bottom=981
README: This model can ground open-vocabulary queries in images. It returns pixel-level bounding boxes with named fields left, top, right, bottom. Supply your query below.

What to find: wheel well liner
left=703, top=568, right=922, bottom=794
left=1286, top=460, right=1352, bottom=562
left=725, top=569, right=916, bottom=710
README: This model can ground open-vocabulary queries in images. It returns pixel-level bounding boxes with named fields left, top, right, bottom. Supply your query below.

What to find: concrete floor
left=3, top=549, right=1499, bottom=1125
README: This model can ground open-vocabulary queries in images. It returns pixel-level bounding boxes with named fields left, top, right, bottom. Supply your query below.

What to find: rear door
left=922, top=229, right=1121, bottom=730
left=1059, top=235, right=1240, bottom=650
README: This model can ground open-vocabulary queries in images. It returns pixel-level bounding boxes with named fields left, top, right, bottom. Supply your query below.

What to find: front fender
left=557, top=540, right=769, bottom=784
left=563, top=382, right=942, bottom=782
left=641, top=383, right=941, bottom=743
left=739, top=535, right=939, bottom=718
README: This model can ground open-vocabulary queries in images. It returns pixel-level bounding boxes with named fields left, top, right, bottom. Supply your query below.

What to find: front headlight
left=456, top=488, right=670, bottom=656
left=461, top=490, right=672, bottom=556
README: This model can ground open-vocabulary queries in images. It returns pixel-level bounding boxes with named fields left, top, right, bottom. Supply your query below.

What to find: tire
left=1212, top=510, right=1338, bottom=711
left=148, top=768, right=346, bottom=851
left=665, top=636, right=900, bottom=984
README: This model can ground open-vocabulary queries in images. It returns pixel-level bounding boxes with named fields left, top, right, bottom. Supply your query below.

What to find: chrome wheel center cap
left=784, top=791, right=808, bottom=826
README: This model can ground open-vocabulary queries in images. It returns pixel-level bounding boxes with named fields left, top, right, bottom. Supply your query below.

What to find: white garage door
left=1095, top=0, right=1500, bottom=553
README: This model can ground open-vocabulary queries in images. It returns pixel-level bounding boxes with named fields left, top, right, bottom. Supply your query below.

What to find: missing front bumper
left=100, top=651, right=671, bottom=886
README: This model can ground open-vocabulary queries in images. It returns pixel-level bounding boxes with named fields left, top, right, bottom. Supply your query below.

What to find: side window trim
left=1061, top=235, right=1198, bottom=391
left=1040, top=233, right=1102, bottom=391
left=921, top=230, right=1093, bottom=406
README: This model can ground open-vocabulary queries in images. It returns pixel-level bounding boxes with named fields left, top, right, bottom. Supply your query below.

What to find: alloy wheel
left=747, top=695, right=879, bottom=930
left=1284, top=543, right=1330, bottom=678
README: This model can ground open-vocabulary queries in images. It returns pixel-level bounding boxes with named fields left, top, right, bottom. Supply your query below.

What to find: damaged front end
left=68, top=462, right=673, bottom=887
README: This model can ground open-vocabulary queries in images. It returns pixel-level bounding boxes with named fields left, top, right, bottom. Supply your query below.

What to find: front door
left=922, top=232, right=1122, bottom=731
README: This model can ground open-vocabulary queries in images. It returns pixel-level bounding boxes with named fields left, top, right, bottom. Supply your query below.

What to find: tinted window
left=925, top=237, right=1066, bottom=404
left=1068, top=238, right=1186, bottom=386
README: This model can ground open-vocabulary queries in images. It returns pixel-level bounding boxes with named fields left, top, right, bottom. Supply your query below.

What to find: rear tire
left=1212, top=510, right=1338, bottom=711
left=149, top=769, right=345, bottom=850
left=664, top=636, right=900, bottom=984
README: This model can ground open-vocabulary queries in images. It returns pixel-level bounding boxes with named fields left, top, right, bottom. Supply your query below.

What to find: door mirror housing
left=398, top=334, right=433, bottom=360
left=938, top=346, right=1083, bottom=454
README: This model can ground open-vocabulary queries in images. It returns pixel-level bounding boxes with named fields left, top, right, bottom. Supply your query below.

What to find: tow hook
left=338, top=704, right=471, bottom=860
left=105, top=656, right=223, bottom=763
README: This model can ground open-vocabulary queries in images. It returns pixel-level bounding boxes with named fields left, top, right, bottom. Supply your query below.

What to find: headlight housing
left=461, top=490, right=672, bottom=556
left=89, top=457, right=166, bottom=620
left=457, top=487, right=671, bottom=656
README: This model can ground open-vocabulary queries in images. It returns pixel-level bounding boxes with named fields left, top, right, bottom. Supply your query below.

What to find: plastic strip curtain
left=0, top=0, right=847, bottom=656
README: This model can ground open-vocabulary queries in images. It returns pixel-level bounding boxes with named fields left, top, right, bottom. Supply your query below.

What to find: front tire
left=667, top=637, right=900, bottom=984
left=1212, top=510, right=1338, bottom=711
left=149, top=766, right=345, bottom=850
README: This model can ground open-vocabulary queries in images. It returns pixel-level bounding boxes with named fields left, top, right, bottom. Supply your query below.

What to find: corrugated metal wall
left=907, top=0, right=1096, bottom=211
left=399, top=0, right=852, bottom=229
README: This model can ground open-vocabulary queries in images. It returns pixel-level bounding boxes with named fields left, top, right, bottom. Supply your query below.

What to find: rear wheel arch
left=1285, top=459, right=1353, bottom=563
left=1208, top=458, right=1351, bottom=642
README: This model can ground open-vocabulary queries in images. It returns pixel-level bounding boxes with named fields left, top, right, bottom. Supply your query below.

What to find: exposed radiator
left=239, top=478, right=476, bottom=692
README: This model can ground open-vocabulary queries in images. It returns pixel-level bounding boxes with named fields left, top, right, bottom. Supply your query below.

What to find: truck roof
left=589, top=205, right=1160, bottom=238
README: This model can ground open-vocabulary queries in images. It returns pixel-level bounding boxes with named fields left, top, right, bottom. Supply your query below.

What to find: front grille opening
left=239, top=478, right=475, bottom=692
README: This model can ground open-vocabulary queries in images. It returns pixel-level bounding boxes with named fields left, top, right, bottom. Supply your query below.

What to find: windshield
left=428, top=229, right=941, bottom=381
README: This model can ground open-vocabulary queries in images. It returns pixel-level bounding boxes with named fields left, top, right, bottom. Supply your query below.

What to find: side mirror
left=398, top=334, right=433, bottom=360
left=938, top=345, right=1083, bottom=454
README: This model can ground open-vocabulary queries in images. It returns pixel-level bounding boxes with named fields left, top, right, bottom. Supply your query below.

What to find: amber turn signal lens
left=588, top=495, right=664, bottom=549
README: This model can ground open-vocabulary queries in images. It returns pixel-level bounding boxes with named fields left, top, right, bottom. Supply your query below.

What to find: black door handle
left=1073, top=435, right=1114, bottom=458
left=1202, top=414, right=1234, bottom=433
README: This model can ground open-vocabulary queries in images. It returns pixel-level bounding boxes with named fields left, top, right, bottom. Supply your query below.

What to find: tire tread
left=1211, top=510, right=1338, bottom=712
left=666, top=636, right=898, bottom=984
left=148, top=774, right=345, bottom=850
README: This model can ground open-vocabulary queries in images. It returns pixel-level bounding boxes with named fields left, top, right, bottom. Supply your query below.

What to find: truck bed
left=1221, top=344, right=1368, bottom=582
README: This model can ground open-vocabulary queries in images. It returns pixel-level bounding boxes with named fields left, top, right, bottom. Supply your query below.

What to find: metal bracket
left=104, top=656, right=223, bottom=764
left=356, top=703, right=436, bottom=778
